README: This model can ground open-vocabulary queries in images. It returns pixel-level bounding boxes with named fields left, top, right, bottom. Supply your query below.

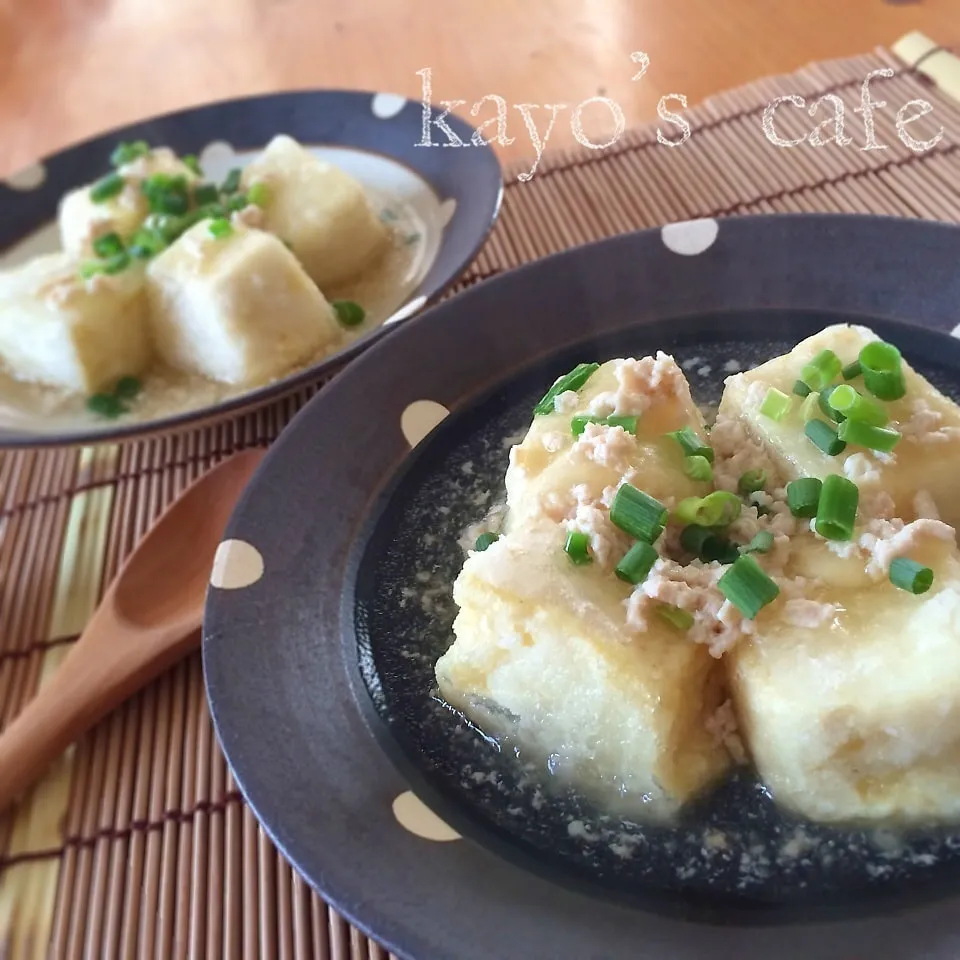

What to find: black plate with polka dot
left=203, top=214, right=960, bottom=960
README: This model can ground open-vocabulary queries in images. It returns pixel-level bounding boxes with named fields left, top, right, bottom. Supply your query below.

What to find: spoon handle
left=0, top=619, right=199, bottom=813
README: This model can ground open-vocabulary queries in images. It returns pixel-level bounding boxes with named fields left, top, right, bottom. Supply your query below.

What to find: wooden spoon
left=0, top=446, right=266, bottom=814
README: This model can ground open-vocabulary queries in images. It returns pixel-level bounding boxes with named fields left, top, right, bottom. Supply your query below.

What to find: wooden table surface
left=1, top=0, right=957, bottom=177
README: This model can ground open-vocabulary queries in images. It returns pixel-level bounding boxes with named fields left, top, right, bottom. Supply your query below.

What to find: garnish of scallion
left=247, top=181, right=270, bottom=207
left=141, top=173, right=190, bottom=215
left=859, top=340, right=906, bottom=401
left=759, top=387, right=792, bottom=422
left=684, top=455, right=713, bottom=482
left=799, top=349, right=842, bottom=392
left=842, top=360, right=862, bottom=380
left=818, top=385, right=845, bottom=423
left=837, top=419, right=901, bottom=453
left=666, top=425, right=714, bottom=462
left=674, top=491, right=742, bottom=528
left=92, top=232, right=125, bottom=259
left=814, top=474, right=859, bottom=541
left=570, top=414, right=638, bottom=437
left=110, top=140, right=150, bottom=168
left=826, top=384, right=888, bottom=426
left=615, top=540, right=658, bottom=584
left=804, top=419, right=846, bottom=456
left=193, top=183, right=220, bottom=206
left=741, top=530, right=774, bottom=555
left=208, top=218, right=234, bottom=239
left=114, top=376, right=142, bottom=400
left=221, top=168, right=243, bottom=194
left=90, top=172, right=125, bottom=203
left=474, top=532, right=499, bottom=552
left=792, top=379, right=811, bottom=398
left=738, top=469, right=766, bottom=495
left=564, top=531, right=592, bottom=565
left=533, top=363, right=599, bottom=416
left=332, top=300, right=366, bottom=327
left=182, top=153, right=203, bottom=176
left=800, top=391, right=821, bottom=422
left=718, top=554, right=780, bottom=619
left=657, top=604, right=694, bottom=631
left=680, top=525, right=739, bottom=564
left=610, top=485, right=668, bottom=542
left=86, top=393, right=125, bottom=419
left=889, top=557, right=934, bottom=595
left=786, top=477, right=822, bottom=518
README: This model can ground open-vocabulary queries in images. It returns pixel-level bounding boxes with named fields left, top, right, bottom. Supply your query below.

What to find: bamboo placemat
left=3, top=43, right=960, bottom=960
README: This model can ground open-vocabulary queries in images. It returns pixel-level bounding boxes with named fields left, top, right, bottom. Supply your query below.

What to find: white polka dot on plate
left=210, top=539, right=264, bottom=589
left=198, top=140, right=238, bottom=173
left=401, top=400, right=449, bottom=448
left=392, top=791, right=460, bottom=842
left=4, top=163, right=46, bottom=191
left=439, top=198, right=457, bottom=227
left=661, top=218, right=719, bottom=256
left=371, top=93, right=407, bottom=119
left=384, top=294, right=427, bottom=326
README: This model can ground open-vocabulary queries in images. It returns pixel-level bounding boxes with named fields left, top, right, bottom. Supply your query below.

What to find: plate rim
left=0, top=87, right=504, bottom=448
left=203, top=212, right=960, bottom=960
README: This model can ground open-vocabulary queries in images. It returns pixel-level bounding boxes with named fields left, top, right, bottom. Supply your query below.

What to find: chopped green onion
left=814, top=474, right=859, bottom=541
left=86, top=393, right=126, bottom=418
left=741, top=530, right=774, bottom=555
left=79, top=251, right=130, bottom=278
left=570, top=414, right=638, bottom=437
left=247, top=181, right=270, bottom=206
left=804, top=419, right=846, bottom=456
left=819, top=385, right=846, bottom=423
left=92, top=232, right=125, bottom=259
left=610, top=485, right=668, bottom=542
left=208, top=218, right=234, bottom=239
left=127, top=225, right=168, bottom=260
left=842, top=360, right=862, bottom=380
left=889, top=557, right=934, bottom=595
left=193, top=183, right=220, bottom=206
left=144, top=212, right=190, bottom=244
left=679, top=524, right=738, bottom=563
left=226, top=193, right=249, bottom=212
left=792, top=379, right=812, bottom=398
left=837, top=419, right=901, bottom=453
left=113, top=376, right=142, bottom=400
left=674, top=490, right=742, bottom=528
left=718, top=554, right=780, bottom=619
left=666, top=426, right=714, bottom=462
left=684, top=455, right=713, bottom=482
left=826, top=384, right=888, bottom=426
left=182, top=153, right=203, bottom=176
left=221, top=168, right=243, bottom=194
left=564, top=530, right=592, bottom=565
left=657, top=604, right=694, bottom=631
left=786, top=477, right=823, bottom=518
left=800, top=391, right=821, bottom=421
left=109, top=140, right=150, bottom=167
left=533, top=363, right=599, bottom=416
left=474, top=532, right=499, bottom=552
left=800, top=349, right=842, bottom=392
left=738, top=469, right=767, bottom=495
left=615, top=540, right=658, bottom=584
left=859, top=341, right=906, bottom=401
left=90, top=172, right=125, bottom=203
left=141, top=173, right=190, bottom=215
left=759, top=387, right=792, bottom=422
left=332, top=300, right=366, bottom=327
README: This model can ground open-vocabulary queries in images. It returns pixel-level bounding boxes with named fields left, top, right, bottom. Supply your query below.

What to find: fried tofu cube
left=59, top=147, right=200, bottom=256
left=436, top=526, right=730, bottom=818
left=0, top=252, right=150, bottom=393
left=437, top=354, right=730, bottom=817
left=505, top=354, right=711, bottom=531
left=241, top=135, right=388, bottom=288
left=145, top=221, right=339, bottom=386
left=719, top=324, right=960, bottom=525
left=729, top=534, right=960, bottom=824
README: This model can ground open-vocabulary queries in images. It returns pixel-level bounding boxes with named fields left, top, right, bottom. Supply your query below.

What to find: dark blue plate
left=0, top=89, right=502, bottom=446
left=203, top=214, right=960, bottom=960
